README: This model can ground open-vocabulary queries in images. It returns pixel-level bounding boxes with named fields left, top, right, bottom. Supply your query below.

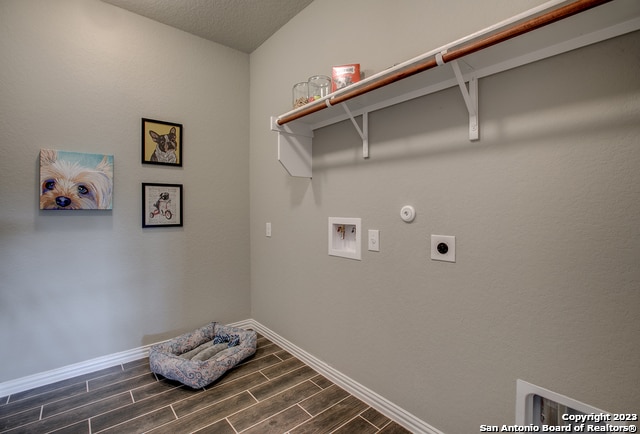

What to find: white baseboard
left=0, top=345, right=151, bottom=397
left=1, top=319, right=441, bottom=434
left=230, top=319, right=443, bottom=434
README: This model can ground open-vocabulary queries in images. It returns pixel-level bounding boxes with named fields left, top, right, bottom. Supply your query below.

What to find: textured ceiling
left=100, top=0, right=314, bottom=53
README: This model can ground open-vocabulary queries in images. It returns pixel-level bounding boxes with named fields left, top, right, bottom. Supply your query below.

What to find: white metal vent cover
left=515, top=379, right=630, bottom=429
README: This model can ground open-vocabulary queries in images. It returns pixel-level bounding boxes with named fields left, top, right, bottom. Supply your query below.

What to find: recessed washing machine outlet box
left=328, top=217, right=361, bottom=260
left=431, top=235, right=456, bottom=262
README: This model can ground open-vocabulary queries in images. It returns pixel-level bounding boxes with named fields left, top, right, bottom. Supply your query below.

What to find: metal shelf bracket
left=340, top=103, right=369, bottom=159
left=449, top=59, right=479, bottom=141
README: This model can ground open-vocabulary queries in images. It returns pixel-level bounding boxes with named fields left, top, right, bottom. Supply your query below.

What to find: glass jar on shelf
left=292, top=82, right=309, bottom=109
left=308, top=75, right=331, bottom=102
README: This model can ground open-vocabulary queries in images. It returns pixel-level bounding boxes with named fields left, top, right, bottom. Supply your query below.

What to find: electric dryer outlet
left=431, top=235, right=456, bottom=262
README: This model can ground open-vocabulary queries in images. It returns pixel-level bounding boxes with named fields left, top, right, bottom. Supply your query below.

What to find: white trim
left=0, top=345, right=152, bottom=397
left=1, top=319, right=440, bottom=434
left=231, top=319, right=443, bottom=434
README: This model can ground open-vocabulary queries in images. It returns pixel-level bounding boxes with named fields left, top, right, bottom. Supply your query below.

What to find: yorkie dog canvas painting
left=142, top=118, right=182, bottom=167
left=39, top=149, right=114, bottom=210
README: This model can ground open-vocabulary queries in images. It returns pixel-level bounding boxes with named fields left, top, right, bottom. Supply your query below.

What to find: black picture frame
left=141, top=118, right=183, bottom=167
left=142, top=183, right=183, bottom=228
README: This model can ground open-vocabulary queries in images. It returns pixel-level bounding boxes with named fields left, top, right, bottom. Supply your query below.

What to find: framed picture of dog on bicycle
left=142, top=183, right=183, bottom=228
left=141, top=118, right=183, bottom=167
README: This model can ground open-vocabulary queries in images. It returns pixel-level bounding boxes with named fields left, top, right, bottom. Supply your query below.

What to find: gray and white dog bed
left=149, top=322, right=257, bottom=388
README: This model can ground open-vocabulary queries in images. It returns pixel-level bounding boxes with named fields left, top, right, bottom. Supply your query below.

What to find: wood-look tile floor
left=0, top=334, right=411, bottom=433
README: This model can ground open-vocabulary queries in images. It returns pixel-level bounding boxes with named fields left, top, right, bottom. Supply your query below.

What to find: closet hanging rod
left=276, top=0, right=612, bottom=126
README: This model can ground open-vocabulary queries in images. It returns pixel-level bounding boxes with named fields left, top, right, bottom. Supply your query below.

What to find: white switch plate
left=368, top=230, right=380, bottom=252
left=266, top=222, right=271, bottom=237
left=431, top=235, right=455, bottom=262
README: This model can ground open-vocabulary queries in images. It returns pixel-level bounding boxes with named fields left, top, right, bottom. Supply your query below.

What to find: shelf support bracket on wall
left=271, top=116, right=313, bottom=178
left=339, top=103, right=369, bottom=159
left=447, top=58, right=479, bottom=141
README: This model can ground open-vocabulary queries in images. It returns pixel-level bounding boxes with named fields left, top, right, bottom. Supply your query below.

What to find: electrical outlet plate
left=431, top=235, right=455, bottom=262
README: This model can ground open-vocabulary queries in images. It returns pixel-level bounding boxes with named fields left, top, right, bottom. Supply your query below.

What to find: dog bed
left=149, top=322, right=257, bottom=389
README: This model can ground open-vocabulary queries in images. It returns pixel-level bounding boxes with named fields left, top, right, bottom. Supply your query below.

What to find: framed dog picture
left=141, top=118, right=182, bottom=167
left=142, top=183, right=183, bottom=228
left=39, top=149, right=114, bottom=210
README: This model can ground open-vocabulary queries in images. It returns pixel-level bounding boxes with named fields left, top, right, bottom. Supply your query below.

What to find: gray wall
left=0, top=0, right=250, bottom=382
left=249, top=0, right=640, bottom=432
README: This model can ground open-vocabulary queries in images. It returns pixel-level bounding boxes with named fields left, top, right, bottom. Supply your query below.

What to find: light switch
left=266, top=222, right=271, bottom=237
left=368, top=230, right=380, bottom=252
